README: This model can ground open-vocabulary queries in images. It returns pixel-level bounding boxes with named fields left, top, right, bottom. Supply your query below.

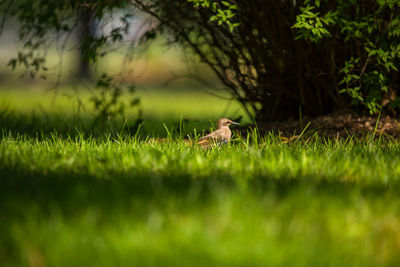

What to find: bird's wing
left=197, top=129, right=225, bottom=148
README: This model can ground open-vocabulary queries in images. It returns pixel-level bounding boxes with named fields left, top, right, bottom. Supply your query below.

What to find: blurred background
left=0, top=12, right=249, bottom=138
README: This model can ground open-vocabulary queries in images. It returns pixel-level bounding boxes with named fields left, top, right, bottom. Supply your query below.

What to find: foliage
left=2, top=0, right=400, bottom=120
left=91, top=74, right=141, bottom=125
left=134, top=0, right=400, bottom=119
left=2, top=0, right=139, bottom=122
left=5, top=0, right=131, bottom=71
left=293, top=0, right=400, bottom=114
left=292, top=3, right=335, bottom=42
left=188, top=0, right=239, bottom=31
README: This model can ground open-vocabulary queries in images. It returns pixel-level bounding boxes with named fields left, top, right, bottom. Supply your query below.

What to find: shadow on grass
left=0, top=106, right=215, bottom=138
left=1, top=164, right=397, bottom=217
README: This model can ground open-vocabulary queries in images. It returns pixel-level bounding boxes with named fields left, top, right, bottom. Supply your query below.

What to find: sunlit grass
left=1, top=88, right=400, bottom=266
left=1, top=134, right=400, bottom=266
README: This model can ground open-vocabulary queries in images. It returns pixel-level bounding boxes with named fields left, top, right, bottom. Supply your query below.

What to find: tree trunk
left=77, top=10, right=95, bottom=80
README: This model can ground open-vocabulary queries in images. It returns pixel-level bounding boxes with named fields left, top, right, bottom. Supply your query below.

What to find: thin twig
left=0, top=0, right=13, bottom=36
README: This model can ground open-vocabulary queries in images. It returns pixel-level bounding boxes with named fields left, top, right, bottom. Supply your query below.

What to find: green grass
left=0, top=86, right=248, bottom=137
left=1, top=88, right=400, bottom=266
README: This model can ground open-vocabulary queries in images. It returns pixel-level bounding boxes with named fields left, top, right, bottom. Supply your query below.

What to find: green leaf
left=221, top=1, right=230, bottom=7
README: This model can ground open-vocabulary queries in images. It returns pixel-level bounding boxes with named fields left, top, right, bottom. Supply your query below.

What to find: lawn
left=0, top=86, right=248, bottom=137
left=1, top=87, right=400, bottom=267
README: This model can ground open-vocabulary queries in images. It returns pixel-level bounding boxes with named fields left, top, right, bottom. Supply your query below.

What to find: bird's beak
left=231, top=121, right=240, bottom=125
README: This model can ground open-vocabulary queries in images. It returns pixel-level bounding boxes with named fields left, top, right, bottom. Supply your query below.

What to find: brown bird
left=197, top=118, right=239, bottom=149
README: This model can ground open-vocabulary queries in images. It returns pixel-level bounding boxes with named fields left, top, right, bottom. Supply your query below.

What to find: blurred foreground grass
left=1, top=87, right=400, bottom=267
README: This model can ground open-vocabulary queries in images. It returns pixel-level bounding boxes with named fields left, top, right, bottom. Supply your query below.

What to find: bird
left=197, top=118, right=239, bottom=149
